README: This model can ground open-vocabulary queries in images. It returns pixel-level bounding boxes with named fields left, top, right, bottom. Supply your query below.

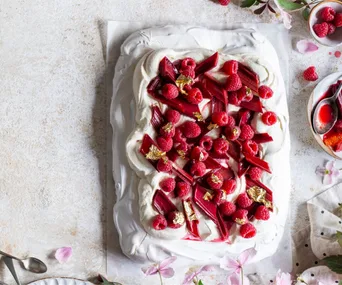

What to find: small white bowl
left=309, top=0, right=342, bottom=47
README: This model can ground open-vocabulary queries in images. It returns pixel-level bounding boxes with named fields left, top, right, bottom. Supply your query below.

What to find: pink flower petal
left=159, top=256, right=177, bottom=269
left=142, top=264, right=159, bottom=276
left=199, top=265, right=216, bottom=272
left=182, top=272, right=196, bottom=285
left=220, top=255, right=240, bottom=274
left=227, top=273, right=242, bottom=285
left=326, top=160, right=335, bottom=171
left=275, top=270, right=292, bottom=285
left=323, top=173, right=333, bottom=185
left=238, top=248, right=257, bottom=265
left=316, top=166, right=326, bottom=176
left=281, top=11, right=292, bottom=29
left=55, top=247, right=72, bottom=264
left=160, top=267, right=175, bottom=278
left=296, top=40, right=319, bottom=54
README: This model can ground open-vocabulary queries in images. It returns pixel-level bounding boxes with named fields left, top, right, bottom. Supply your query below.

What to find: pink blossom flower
left=220, top=248, right=256, bottom=275
left=142, top=256, right=177, bottom=279
left=275, top=270, right=292, bottom=285
left=55, top=247, right=72, bottom=264
left=316, top=160, right=340, bottom=185
left=273, top=0, right=292, bottom=29
left=182, top=265, right=215, bottom=285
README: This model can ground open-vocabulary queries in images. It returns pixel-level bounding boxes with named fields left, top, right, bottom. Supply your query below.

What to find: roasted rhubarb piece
left=182, top=199, right=200, bottom=239
left=195, top=52, right=219, bottom=77
left=193, top=184, right=217, bottom=221
left=238, top=158, right=250, bottom=177
left=201, top=76, right=228, bottom=105
left=159, top=57, right=177, bottom=82
left=217, top=209, right=229, bottom=240
left=151, top=105, right=165, bottom=130
left=253, top=133, right=273, bottom=144
left=238, top=63, right=260, bottom=94
left=240, top=96, right=263, bottom=113
left=244, top=153, right=271, bottom=174
left=152, top=190, right=178, bottom=215
left=172, top=163, right=194, bottom=184
left=147, top=76, right=162, bottom=95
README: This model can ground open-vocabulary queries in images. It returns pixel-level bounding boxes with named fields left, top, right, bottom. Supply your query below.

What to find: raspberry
left=327, top=23, right=336, bottom=35
left=219, top=201, right=236, bottom=217
left=174, top=127, right=185, bottom=143
left=222, top=60, right=238, bottom=75
left=213, top=190, right=225, bottom=204
left=313, top=22, right=328, bottom=38
left=303, top=66, right=318, bottom=82
left=167, top=211, right=185, bottom=228
left=247, top=166, right=263, bottom=180
left=321, top=7, right=335, bottom=22
left=176, top=181, right=191, bottom=198
left=207, top=172, right=224, bottom=189
left=152, top=214, right=167, bottom=230
left=225, top=74, right=242, bottom=92
left=222, top=179, right=236, bottom=194
left=254, top=205, right=270, bottom=220
left=228, top=91, right=242, bottom=106
left=240, top=223, right=256, bottom=238
left=258, top=85, right=273, bottom=99
left=191, top=146, right=208, bottom=161
left=161, top=84, right=179, bottom=99
left=236, top=193, right=253, bottom=208
left=242, top=140, right=259, bottom=156
left=187, top=88, right=203, bottom=104
left=225, top=126, right=241, bottom=141
left=213, top=138, right=229, bottom=155
left=240, top=124, right=254, bottom=141
left=219, top=0, right=230, bottom=6
left=175, top=141, right=189, bottom=156
left=180, top=68, right=195, bottom=79
left=157, top=136, right=173, bottom=152
left=157, top=157, right=172, bottom=172
left=160, top=122, right=175, bottom=138
left=181, top=121, right=201, bottom=138
left=199, top=136, right=213, bottom=151
left=212, top=111, right=229, bottom=126
left=159, top=177, right=176, bottom=192
left=181, top=58, right=196, bottom=70
left=262, top=111, right=277, bottom=126
left=226, top=115, right=236, bottom=128
left=238, top=86, right=253, bottom=102
left=190, top=161, right=207, bottom=177
left=334, top=13, right=342, bottom=27
left=232, top=209, right=248, bottom=225
left=165, top=109, right=181, bottom=124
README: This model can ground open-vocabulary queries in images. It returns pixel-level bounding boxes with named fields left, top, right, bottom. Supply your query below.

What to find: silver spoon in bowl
left=0, top=250, right=47, bottom=274
left=312, top=83, right=342, bottom=135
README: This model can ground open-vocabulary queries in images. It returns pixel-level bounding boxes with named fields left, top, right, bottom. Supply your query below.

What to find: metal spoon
left=312, top=83, right=342, bottom=135
left=0, top=251, right=47, bottom=274
left=3, top=256, right=21, bottom=285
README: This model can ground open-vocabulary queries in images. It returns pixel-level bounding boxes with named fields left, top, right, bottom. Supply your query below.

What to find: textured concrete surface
left=1, top=0, right=342, bottom=284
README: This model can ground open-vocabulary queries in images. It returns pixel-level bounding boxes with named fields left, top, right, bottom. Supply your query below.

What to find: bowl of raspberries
left=309, top=0, right=342, bottom=47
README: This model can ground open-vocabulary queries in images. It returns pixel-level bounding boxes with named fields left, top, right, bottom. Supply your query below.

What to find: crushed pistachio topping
left=175, top=74, right=193, bottom=95
left=207, top=122, right=219, bottom=131
left=247, top=186, right=273, bottom=209
left=162, top=122, right=173, bottom=133
left=145, top=145, right=166, bottom=160
left=177, top=150, right=186, bottom=159
left=203, top=192, right=214, bottom=201
left=235, top=218, right=246, bottom=225
left=184, top=201, right=198, bottom=221
left=193, top=112, right=205, bottom=122
left=211, top=174, right=222, bottom=184
left=173, top=212, right=185, bottom=225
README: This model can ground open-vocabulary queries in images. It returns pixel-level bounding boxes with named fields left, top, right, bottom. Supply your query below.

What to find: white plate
left=28, top=278, right=94, bottom=285
left=307, top=71, right=342, bottom=158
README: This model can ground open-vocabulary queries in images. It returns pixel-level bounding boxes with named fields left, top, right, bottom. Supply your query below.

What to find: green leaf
left=302, top=7, right=310, bottom=20
left=241, top=0, right=257, bottom=8
left=254, top=4, right=267, bottom=14
left=99, top=275, right=122, bottom=285
left=323, top=255, right=342, bottom=274
left=339, top=280, right=342, bottom=285
left=337, top=231, right=342, bottom=248
left=198, top=281, right=204, bottom=285
left=276, top=0, right=305, bottom=10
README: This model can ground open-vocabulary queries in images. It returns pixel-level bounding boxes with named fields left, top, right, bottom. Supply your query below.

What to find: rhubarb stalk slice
left=172, top=163, right=194, bottom=184
left=238, top=63, right=260, bottom=94
left=147, top=76, right=162, bottom=95
left=240, top=96, right=263, bottom=113
left=182, top=199, right=200, bottom=239
left=193, top=184, right=217, bottom=222
left=227, top=141, right=241, bottom=161
left=211, top=96, right=225, bottom=113
left=201, top=76, right=228, bottom=106
left=238, top=158, right=250, bottom=177
left=195, top=52, right=219, bottom=77
left=204, top=156, right=223, bottom=170
left=217, top=209, right=229, bottom=240
left=159, top=57, right=177, bottom=83
left=244, top=153, right=271, bottom=174
left=151, top=105, right=165, bottom=130
left=253, top=133, right=273, bottom=144
left=152, top=190, right=178, bottom=215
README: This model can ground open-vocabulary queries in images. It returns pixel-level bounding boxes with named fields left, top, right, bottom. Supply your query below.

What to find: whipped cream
left=112, top=26, right=291, bottom=265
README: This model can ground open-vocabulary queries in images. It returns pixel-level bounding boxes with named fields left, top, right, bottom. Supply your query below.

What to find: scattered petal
left=159, top=256, right=177, bottom=269
left=160, top=267, right=175, bottom=278
left=296, top=40, right=319, bottom=54
left=55, top=247, right=72, bottom=264
left=142, top=264, right=159, bottom=276
left=273, top=0, right=292, bottom=29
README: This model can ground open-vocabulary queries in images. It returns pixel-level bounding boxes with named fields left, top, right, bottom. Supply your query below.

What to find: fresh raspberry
left=160, top=122, right=175, bottom=138
left=190, top=161, right=207, bottom=177
left=181, top=58, right=196, bottom=70
left=239, top=124, right=254, bottom=141
left=157, top=157, right=172, bottom=172
left=225, top=126, right=241, bottom=141
left=327, top=23, right=336, bottom=35
left=174, top=127, right=185, bottom=143
left=212, top=111, right=229, bottom=126
left=313, top=22, right=329, bottom=38
left=254, top=205, right=270, bottom=220
left=213, top=138, right=229, bottom=155
left=334, top=13, right=342, bottom=27
left=321, top=7, right=335, bottom=22
left=222, top=60, right=238, bottom=75
left=187, top=88, right=203, bottom=104
left=213, top=190, right=225, bottom=204
left=219, top=201, right=236, bottom=217
left=207, top=172, right=224, bottom=189
left=262, top=111, right=277, bottom=126
left=161, top=83, right=179, bottom=99
left=232, top=209, right=248, bottom=225
left=258, top=85, right=273, bottom=99
left=181, top=121, right=201, bottom=138
left=240, top=223, right=256, bottom=238
left=247, top=166, right=263, bottom=180
left=175, top=141, right=189, bottom=155
left=191, top=146, right=208, bottom=161
left=219, top=0, right=230, bottom=6
left=157, top=136, right=173, bottom=152
left=159, top=177, right=176, bottom=192
left=199, top=136, right=213, bottom=151
left=225, top=74, right=242, bottom=92
left=236, top=193, right=253, bottom=208
left=165, top=109, right=181, bottom=124
left=242, top=140, right=258, bottom=156
left=238, top=86, right=253, bottom=102
left=303, top=66, right=318, bottom=81
left=180, top=68, right=195, bottom=79
left=152, top=214, right=167, bottom=230
left=222, top=179, right=236, bottom=194
left=176, top=181, right=191, bottom=198
left=167, top=211, right=185, bottom=228
left=226, top=115, right=236, bottom=128
left=228, top=91, right=242, bottom=106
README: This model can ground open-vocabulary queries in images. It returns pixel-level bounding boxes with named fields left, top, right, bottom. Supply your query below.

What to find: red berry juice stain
left=318, top=104, right=334, bottom=125
left=335, top=51, right=341, bottom=58
left=329, top=52, right=332, bottom=55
